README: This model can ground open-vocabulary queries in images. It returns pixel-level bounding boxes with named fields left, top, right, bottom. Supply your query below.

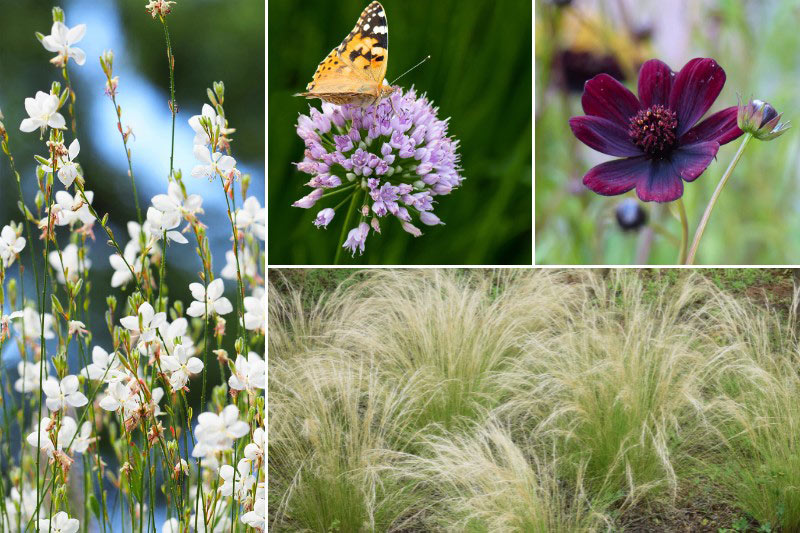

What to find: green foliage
left=268, top=0, right=532, bottom=264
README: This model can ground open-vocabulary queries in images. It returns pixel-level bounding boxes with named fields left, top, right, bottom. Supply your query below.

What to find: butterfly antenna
left=390, top=55, right=431, bottom=85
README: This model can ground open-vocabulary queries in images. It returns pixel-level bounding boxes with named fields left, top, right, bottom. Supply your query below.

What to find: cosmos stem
left=675, top=197, right=688, bottom=264
left=686, top=132, right=753, bottom=265
left=334, top=188, right=362, bottom=264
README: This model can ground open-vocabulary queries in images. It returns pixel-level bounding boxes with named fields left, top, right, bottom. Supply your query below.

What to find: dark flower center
left=628, top=105, right=678, bottom=156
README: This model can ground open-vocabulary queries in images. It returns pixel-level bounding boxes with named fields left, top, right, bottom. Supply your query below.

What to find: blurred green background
left=268, top=0, right=532, bottom=265
left=535, top=0, right=800, bottom=265
left=0, top=0, right=263, bottom=422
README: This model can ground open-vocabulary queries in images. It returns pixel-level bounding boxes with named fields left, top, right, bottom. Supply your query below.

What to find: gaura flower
left=569, top=58, right=742, bottom=202
left=294, top=86, right=463, bottom=254
left=40, top=21, right=87, bottom=67
left=0, top=223, right=25, bottom=267
left=19, top=91, right=66, bottom=134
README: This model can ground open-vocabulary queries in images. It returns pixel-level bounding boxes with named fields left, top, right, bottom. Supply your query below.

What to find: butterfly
left=295, top=1, right=395, bottom=107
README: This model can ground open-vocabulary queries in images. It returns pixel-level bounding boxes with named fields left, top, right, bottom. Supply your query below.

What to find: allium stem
left=334, top=190, right=361, bottom=265
left=686, top=133, right=752, bottom=265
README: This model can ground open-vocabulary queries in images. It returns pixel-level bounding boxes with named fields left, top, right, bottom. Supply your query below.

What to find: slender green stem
left=334, top=190, right=361, bottom=265
left=162, top=19, right=177, bottom=180
left=686, top=133, right=752, bottom=265
left=675, top=197, right=688, bottom=265
left=106, top=80, right=142, bottom=225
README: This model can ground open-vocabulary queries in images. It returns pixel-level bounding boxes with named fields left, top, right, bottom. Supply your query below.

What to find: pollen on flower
left=628, top=105, right=678, bottom=156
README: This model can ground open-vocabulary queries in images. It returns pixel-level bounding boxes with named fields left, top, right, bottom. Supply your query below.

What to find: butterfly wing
left=296, top=2, right=389, bottom=102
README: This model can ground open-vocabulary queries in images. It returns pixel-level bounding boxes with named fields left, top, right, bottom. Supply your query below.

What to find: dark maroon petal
left=582, top=156, right=650, bottom=197
left=669, top=58, right=726, bottom=136
left=638, top=59, right=675, bottom=108
left=680, top=106, right=742, bottom=146
left=569, top=116, right=643, bottom=157
left=635, top=158, right=684, bottom=202
left=581, top=74, right=641, bottom=128
left=670, top=141, right=720, bottom=183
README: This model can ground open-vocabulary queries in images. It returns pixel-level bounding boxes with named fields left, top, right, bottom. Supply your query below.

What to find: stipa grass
left=269, top=269, right=800, bottom=532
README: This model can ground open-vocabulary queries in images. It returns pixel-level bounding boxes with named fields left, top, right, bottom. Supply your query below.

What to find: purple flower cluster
left=293, top=86, right=463, bottom=256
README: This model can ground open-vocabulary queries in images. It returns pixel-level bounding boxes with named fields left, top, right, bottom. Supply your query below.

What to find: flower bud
left=615, top=198, right=648, bottom=231
left=738, top=98, right=790, bottom=141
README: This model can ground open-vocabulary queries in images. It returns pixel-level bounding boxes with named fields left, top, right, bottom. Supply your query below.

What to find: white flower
left=151, top=182, right=204, bottom=219
left=243, top=291, right=265, bottom=333
left=186, top=279, right=233, bottom=318
left=81, top=346, right=124, bottom=382
left=48, top=243, right=90, bottom=284
left=99, top=380, right=137, bottom=413
left=146, top=206, right=188, bottom=244
left=234, top=196, right=265, bottom=241
left=161, top=343, right=203, bottom=391
left=243, top=426, right=265, bottom=463
left=37, top=511, right=79, bottom=533
left=228, top=352, right=265, bottom=393
left=158, top=317, right=195, bottom=354
left=0, top=224, right=25, bottom=267
left=162, top=518, right=180, bottom=533
left=19, top=91, right=65, bottom=134
left=40, top=21, right=86, bottom=67
left=15, top=360, right=51, bottom=394
left=41, top=140, right=82, bottom=188
left=9, top=307, right=55, bottom=341
left=191, top=145, right=236, bottom=180
left=26, top=416, right=79, bottom=457
left=52, top=189, right=93, bottom=227
left=120, top=302, right=167, bottom=345
left=57, top=139, right=81, bottom=187
left=125, top=220, right=158, bottom=256
left=69, top=419, right=94, bottom=453
left=109, top=246, right=141, bottom=289
left=241, top=497, right=266, bottom=531
left=221, top=248, right=256, bottom=280
left=188, top=103, right=224, bottom=146
left=68, top=320, right=88, bottom=337
left=218, top=459, right=255, bottom=502
left=3, top=487, right=37, bottom=531
left=192, top=405, right=249, bottom=458
left=42, top=375, right=88, bottom=411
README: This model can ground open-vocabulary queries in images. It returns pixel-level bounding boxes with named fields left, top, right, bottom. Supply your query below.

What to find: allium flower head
left=569, top=58, right=743, bottom=202
left=293, top=86, right=463, bottom=254
left=737, top=98, right=790, bottom=141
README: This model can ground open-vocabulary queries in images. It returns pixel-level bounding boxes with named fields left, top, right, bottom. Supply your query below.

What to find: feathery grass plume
left=698, top=285, right=800, bottom=531
left=398, top=421, right=613, bottom=532
left=269, top=355, right=423, bottom=532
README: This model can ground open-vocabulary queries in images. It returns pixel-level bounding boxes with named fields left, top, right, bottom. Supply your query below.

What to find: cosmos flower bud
left=737, top=99, right=790, bottom=141
left=615, top=198, right=648, bottom=231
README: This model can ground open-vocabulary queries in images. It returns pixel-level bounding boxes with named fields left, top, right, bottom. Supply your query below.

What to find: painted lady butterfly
left=295, top=1, right=395, bottom=107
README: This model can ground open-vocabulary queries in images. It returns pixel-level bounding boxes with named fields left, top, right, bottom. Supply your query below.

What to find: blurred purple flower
left=569, top=58, right=743, bottom=202
left=293, top=86, right=463, bottom=255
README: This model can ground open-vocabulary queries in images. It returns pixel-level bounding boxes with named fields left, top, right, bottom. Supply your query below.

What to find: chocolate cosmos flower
left=569, top=58, right=743, bottom=202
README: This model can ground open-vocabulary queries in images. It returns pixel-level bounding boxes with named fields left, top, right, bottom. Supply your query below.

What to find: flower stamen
left=628, top=105, right=678, bottom=156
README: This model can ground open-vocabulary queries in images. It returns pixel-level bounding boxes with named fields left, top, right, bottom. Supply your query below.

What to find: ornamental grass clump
left=0, top=4, right=265, bottom=532
left=269, top=269, right=800, bottom=531
left=293, top=88, right=463, bottom=261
